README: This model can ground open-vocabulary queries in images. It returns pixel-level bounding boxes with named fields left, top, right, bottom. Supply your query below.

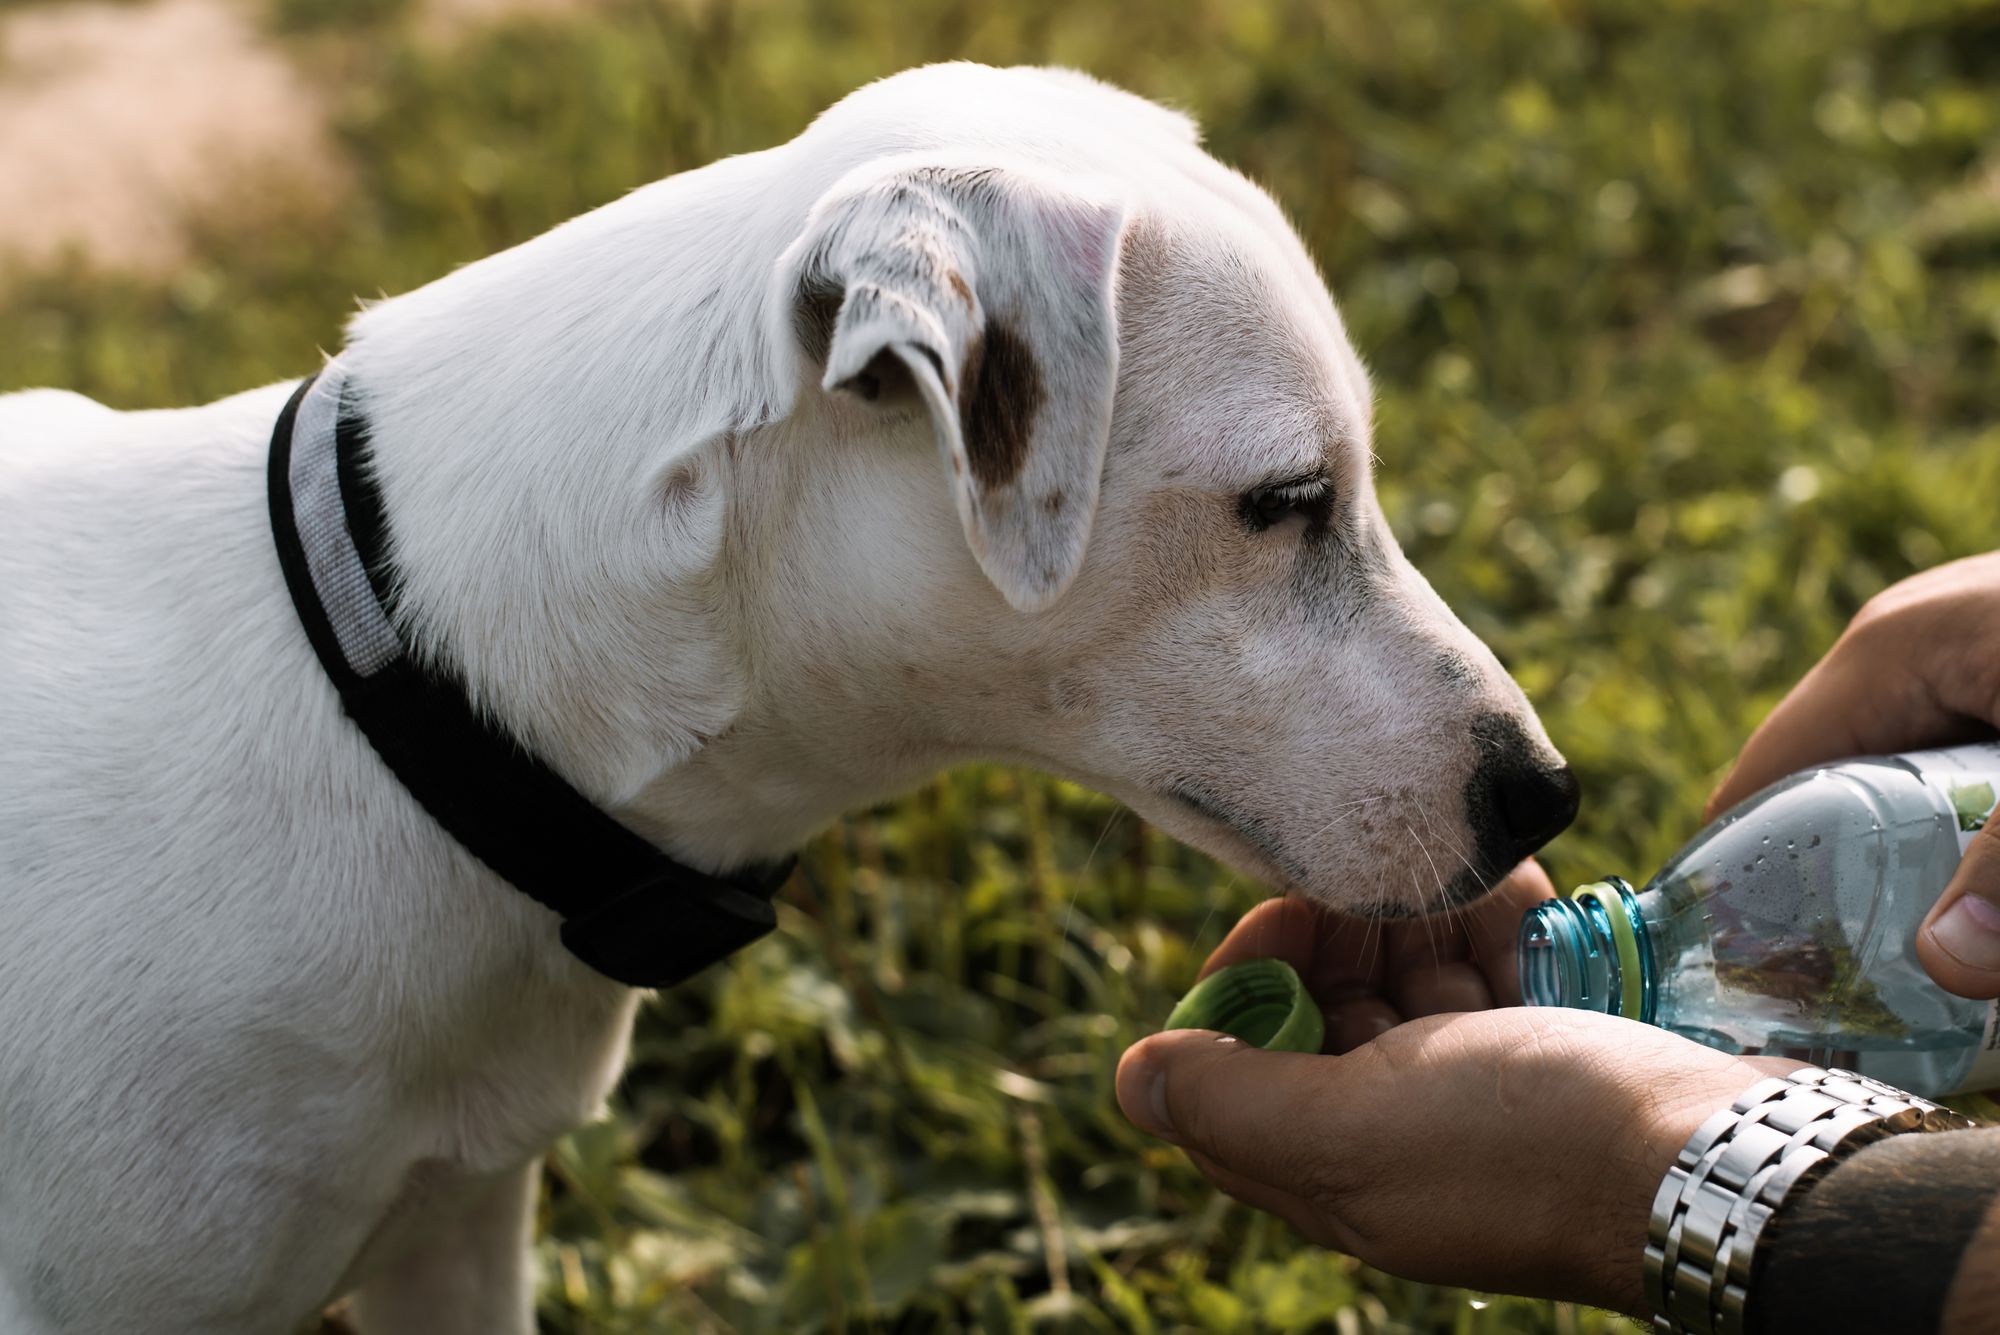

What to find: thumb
left=1116, top=1029, right=1333, bottom=1186
left=1919, top=816, right=2000, bottom=1000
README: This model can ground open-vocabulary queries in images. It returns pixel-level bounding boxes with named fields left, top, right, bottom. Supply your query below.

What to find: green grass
left=7, top=0, right=1998, bottom=1330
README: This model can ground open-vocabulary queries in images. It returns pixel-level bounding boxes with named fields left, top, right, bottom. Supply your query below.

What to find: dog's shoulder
left=0, top=379, right=298, bottom=464
left=0, top=387, right=119, bottom=451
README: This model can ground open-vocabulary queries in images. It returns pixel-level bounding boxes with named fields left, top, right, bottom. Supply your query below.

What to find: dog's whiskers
left=1190, top=872, right=1240, bottom=957
left=1406, top=823, right=1446, bottom=971
left=1418, top=799, right=1487, bottom=895
left=1407, top=821, right=1448, bottom=907
left=1062, top=809, right=1125, bottom=945
left=1416, top=803, right=1488, bottom=958
left=1301, top=791, right=1386, bottom=848
left=1356, top=912, right=1383, bottom=986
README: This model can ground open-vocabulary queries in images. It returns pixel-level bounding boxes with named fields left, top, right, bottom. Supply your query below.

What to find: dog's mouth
left=1156, top=782, right=1503, bottom=920
left=1158, top=781, right=1310, bottom=891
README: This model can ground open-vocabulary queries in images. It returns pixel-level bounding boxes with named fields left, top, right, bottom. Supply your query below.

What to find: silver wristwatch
left=1645, top=1065, right=1978, bottom=1335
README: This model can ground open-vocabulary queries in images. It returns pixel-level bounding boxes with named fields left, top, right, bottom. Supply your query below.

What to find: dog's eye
left=1240, top=476, right=1332, bottom=532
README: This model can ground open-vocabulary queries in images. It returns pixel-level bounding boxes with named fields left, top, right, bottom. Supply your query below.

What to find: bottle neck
left=1517, top=877, right=1655, bottom=1022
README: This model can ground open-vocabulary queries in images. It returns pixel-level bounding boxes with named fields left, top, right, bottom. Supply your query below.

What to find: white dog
left=0, top=63, right=1576, bottom=1334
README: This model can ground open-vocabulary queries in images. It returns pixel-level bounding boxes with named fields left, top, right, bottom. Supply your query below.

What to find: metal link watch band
left=1644, top=1066, right=1978, bottom=1335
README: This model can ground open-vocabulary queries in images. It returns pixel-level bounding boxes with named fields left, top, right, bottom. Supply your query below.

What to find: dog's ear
left=779, top=162, right=1127, bottom=613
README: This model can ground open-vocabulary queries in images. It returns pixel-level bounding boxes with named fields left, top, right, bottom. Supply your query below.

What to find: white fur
left=0, top=64, right=1563, bottom=1333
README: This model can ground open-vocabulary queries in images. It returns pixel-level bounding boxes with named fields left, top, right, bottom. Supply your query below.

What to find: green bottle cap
left=1164, top=958, right=1325, bottom=1053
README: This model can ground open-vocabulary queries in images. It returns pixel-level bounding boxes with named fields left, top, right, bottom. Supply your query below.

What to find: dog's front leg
left=346, top=1158, right=541, bottom=1335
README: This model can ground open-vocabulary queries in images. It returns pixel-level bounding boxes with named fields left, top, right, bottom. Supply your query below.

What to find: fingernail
left=1144, top=1066, right=1176, bottom=1140
left=1929, top=893, right=2000, bottom=972
left=1118, top=1054, right=1178, bottom=1143
left=1123, top=1034, right=1237, bottom=1142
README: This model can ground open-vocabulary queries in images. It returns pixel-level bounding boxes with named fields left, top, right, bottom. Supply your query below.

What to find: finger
left=1304, top=913, right=1392, bottom=1001
left=1198, top=896, right=1331, bottom=982
left=1382, top=860, right=1554, bottom=1014
left=1384, top=912, right=1471, bottom=971
left=1198, top=897, right=1399, bottom=1022
left=1464, top=859, right=1557, bottom=1006
left=1707, top=559, right=2000, bottom=819
left=1116, top=1029, right=1340, bottom=1189
left=1706, top=651, right=1940, bottom=819
left=1391, top=960, right=1492, bottom=1019
left=1376, top=917, right=1478, bottom=1018
left=1918, top=817, right=2000, bottom=999
left=1324, top=996, right=1401, bottom=1053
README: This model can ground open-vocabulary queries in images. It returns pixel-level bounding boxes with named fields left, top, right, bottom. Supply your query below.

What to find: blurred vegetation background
left=5, top=0, right=1998, bottom=1330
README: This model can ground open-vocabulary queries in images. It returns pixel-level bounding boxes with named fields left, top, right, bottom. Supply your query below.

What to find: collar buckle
left=559, top=861, right=791, bottom=989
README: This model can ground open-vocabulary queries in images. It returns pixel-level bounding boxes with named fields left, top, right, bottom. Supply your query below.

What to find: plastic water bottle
left=1518, top=743, right=2000, bottom=1096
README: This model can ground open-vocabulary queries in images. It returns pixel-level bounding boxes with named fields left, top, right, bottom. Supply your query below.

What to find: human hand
left=1119, top=890, right=1801, bottom=1314
left=1197, top=860, right=1556, bottom=1053
left=1704, top=551, right=2000, bottom=1000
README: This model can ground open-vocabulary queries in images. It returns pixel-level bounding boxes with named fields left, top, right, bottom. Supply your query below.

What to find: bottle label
left=1896, top=741, right=2000, bottom=855
left=1903, top=744, right=2000, bottom=1094
left=1958, top=1000, right=2000, bottom=1094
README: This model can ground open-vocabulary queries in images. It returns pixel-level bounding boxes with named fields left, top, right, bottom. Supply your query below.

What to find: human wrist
left=1642, top=1067, right=1978, bottom=1335
left=1565, top=1059, right=1789, bottom=1316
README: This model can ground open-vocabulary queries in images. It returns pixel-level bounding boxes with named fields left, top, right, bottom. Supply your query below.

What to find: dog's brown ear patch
left=783, top=163, right=1125, bottom=612
left=947, top=269, right=975, bottom=309
left=958, top=323, right=1044, bottom=491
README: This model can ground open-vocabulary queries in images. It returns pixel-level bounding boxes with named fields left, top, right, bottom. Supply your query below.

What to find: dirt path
left=421, top=0, right=601, bottom=36
left=0, top=0, right=344, bottom=275
left=0, top=0, right=598, bottom=279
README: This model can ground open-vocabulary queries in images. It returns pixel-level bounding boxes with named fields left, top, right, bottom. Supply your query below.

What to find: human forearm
left=1945, top=1180, right=2000, bottom=1335
left=1751, top=1127, right=2000, bottom=1335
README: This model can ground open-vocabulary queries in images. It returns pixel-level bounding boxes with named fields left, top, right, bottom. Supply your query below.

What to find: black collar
left=267, top=367, right=789, bottom=988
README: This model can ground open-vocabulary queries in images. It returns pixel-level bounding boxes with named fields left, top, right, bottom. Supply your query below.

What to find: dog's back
left=0, top=388, right=117, bottom=440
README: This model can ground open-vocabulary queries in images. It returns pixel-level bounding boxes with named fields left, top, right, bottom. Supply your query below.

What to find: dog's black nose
left=1466, top=713, right=1581, bottom=869
left=1494, top=759, right=1581, bottom=860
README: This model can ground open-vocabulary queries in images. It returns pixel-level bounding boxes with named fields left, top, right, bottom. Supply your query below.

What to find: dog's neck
left=333, top=145, right=1025, bottom=874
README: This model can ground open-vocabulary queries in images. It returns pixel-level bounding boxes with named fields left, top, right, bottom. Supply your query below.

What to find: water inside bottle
left=1634, top=757, right=1984, bottom=1090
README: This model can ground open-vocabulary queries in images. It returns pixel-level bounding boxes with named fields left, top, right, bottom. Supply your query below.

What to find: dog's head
left=756, top=66, right=1575, bottom=916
